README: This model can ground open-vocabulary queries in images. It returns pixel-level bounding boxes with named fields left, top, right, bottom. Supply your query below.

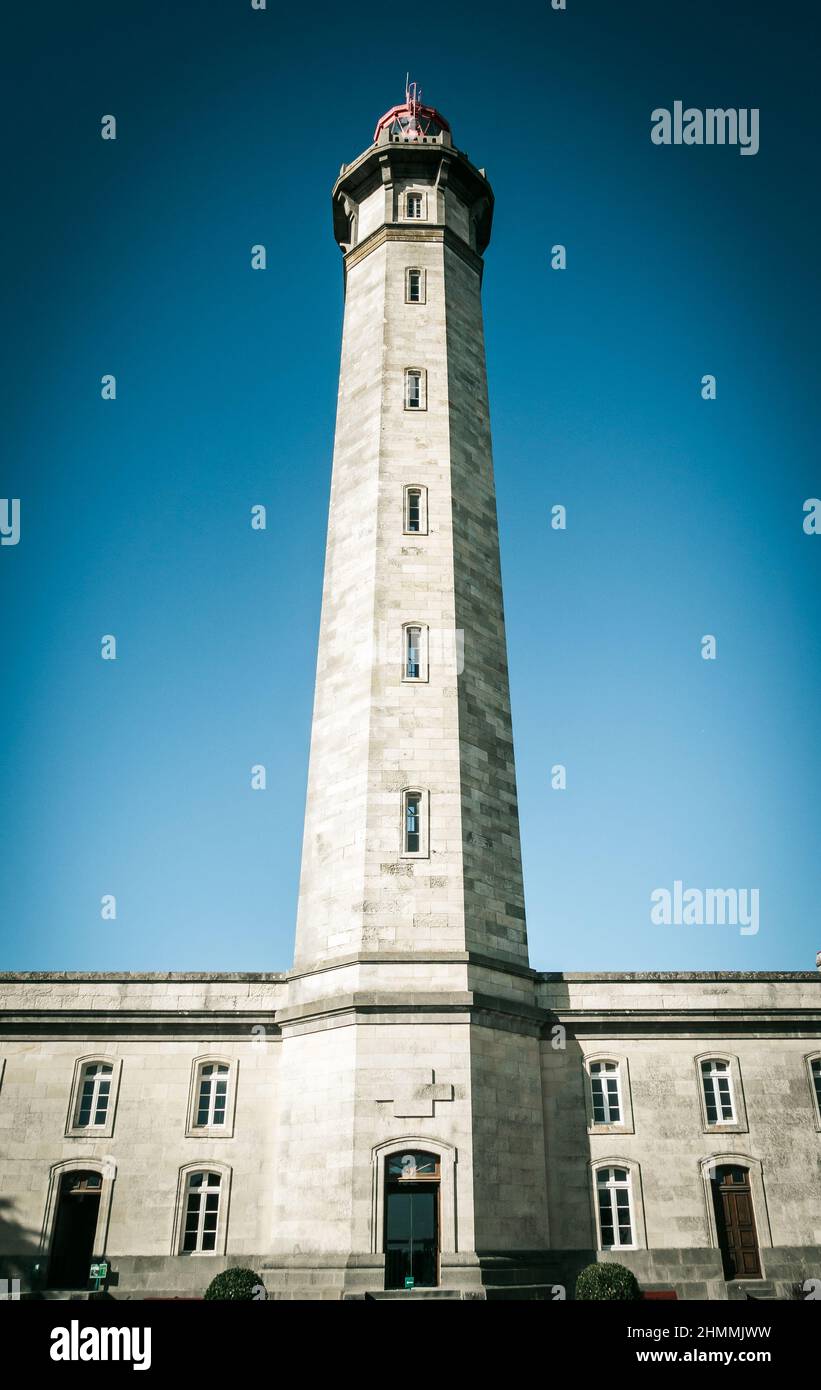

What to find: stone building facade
left=1, top=95, right=819, bottom=1300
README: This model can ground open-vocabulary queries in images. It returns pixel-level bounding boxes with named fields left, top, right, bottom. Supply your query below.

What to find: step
left=727, top=1280, right=778, bottom=1301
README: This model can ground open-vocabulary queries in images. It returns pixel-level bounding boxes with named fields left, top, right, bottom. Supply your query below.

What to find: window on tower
left=406, top=191, right=424, bottom=219
left=404, top=485, right=427, bottom=534
left=402, top=623, right=428, bottom=682
left=405, top=369, right=425, bottom=410
left=406, top=268, right=425, bottom=304
left=405, top=627, right=421, bottom=679
left=405, top=793, right=421, bottom=852
left=401, top=789, right=428, bottom=857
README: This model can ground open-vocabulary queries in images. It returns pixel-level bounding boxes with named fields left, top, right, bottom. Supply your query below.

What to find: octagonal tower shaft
left=293, top=126, right=528, bottom=975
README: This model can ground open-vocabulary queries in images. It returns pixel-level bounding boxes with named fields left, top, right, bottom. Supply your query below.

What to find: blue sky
left=2, top=0, right=819, bottom=972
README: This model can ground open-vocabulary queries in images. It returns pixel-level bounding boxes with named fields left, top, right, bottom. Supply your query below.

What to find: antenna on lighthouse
left=404, top=76, right=422, bottom=137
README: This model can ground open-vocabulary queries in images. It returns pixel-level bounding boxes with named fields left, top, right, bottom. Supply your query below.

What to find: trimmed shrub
left=575, top=1261, right=641, bottom=1301
left=204, top=1267, right=264, bottom=1301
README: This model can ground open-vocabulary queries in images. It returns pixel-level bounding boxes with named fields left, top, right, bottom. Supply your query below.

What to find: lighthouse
left=267, top=86, right=551, bottom=1297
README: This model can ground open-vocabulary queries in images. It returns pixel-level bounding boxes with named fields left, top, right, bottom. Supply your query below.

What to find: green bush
left=575, top=1261, right=641, bottom=1301
left=204, top=1267, right=265, bottom=1301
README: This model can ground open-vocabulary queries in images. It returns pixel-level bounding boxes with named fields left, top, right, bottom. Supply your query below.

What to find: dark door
left=385, top=1183, right=438, bottom=1289
left=712, top=1166, right=761, bottom=1279
left=48, top=1172, right=102, bottom=1289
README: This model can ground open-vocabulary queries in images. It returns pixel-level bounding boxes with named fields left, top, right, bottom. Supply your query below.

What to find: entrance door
left=384, top=1151, right=440, bottom=1289
left=48, top=1171, right=102, bottom=1289
left=712, top=1165, right=761, bottom=1279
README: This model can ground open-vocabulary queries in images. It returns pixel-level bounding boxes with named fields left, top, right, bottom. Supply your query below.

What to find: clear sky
left=2, top=0, right=819, bottom=973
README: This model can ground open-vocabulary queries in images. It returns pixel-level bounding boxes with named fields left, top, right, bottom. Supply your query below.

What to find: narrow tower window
left=405, top=369, right=422, bottom=409
left=405, top=793, right=421, bottom=853
left=406, top=268, right=425, bottom=304
left=404, top=485, right=428, bottom=534
left=811, top=1058, right=821, bottom=1120
left=406, top=191, right=424, bottom=219
left=407, top=488, right=421, bottom=531
left=401, top=623, right=428, bottom=682
left=405, top=626, right=422, bottom=679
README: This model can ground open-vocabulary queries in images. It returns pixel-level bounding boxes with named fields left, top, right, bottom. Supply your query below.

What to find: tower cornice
left=343, top=222, right=484, bottom=278
left=332, top=142, right=494, bottom=254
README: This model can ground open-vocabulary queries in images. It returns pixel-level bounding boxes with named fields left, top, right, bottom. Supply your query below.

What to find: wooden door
left=712, top=1166, right=761, bottom=1279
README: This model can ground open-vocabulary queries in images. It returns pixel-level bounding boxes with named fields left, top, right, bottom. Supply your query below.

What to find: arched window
left=401, top=623, right=428, bottom=682
left=405, top=626, right=421, bottom=679
left=589, top=1060, right=622, bottom=1124
left=584, top=1055, right=633, bottom=1132
left=405, top=191, right=424, bottom=220
left=401, top=789, right=428, bottom=858
left=405, top=368, right=425, bottom=410
left=74, top=1062, right=113, bottom=1129
left=806, top=1055, right=821, bottom=1128
left=181, top=1171, right=223, bottom=1254
left=195, top=1063, right=229, bottom=1127
left=187, top=1058, right=237, bottom=1137
left=406, top=268, right=425, bottom=304
left=405, top=793, right=421, bottom=852
left=404, top=485, right=428, bottom=535
left=701, top=1059, right=735, bottom=1125
left=66, top=1057, right=121, bottom=1138
left=595, top=1167, right=635, bottom=1250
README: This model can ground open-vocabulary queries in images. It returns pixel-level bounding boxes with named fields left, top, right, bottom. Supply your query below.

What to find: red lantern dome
left=373, top=81, right=451, bottom=143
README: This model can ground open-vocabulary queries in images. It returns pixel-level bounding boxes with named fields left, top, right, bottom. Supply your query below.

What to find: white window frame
left=590, top=1160, right=646, bottom=1252
left=401, top=622, right=429, bottom=684
left=584, top=1054, right=634, bottom=1134
left=404, top=367, right=426, bottom=411
left=695, top=1054, right=748, bottom=1133
left=65, top=1056, right=122, bottom=1140
left=805, top=1054, right=821, bottom=1131
left=403, top=484, right=428, bottom=535
left=594, top=1165, right=637, bottom=1251
left=405, top=267, right=426, bottom=304
left=186, top=1057, right=238, bottom=1138
left=401, top=788, right=429, bottom=860
left=172, top=1163, right=232, bottom=1257
left=404, top=190, right=426, bottom=221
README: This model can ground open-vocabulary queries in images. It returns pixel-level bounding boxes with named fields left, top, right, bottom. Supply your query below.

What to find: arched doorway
left=711, top=1165, right=761, bottom=1279
left=48, top=1170, right=103, bottom=1289
left=384, top=1150, right=440, bottom=1289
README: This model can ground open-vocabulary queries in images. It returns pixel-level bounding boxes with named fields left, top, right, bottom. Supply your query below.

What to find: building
left=1, top=91, right=819, bottom=1301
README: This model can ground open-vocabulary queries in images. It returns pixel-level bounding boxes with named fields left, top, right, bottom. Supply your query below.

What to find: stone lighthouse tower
left=269, top=88, right=550, bottom=1298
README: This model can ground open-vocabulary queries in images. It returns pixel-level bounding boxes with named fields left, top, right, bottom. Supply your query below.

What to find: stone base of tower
left=257, top=1251, right=487, bottom=1301
left=257, top=1251, right=567, bottom=1301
